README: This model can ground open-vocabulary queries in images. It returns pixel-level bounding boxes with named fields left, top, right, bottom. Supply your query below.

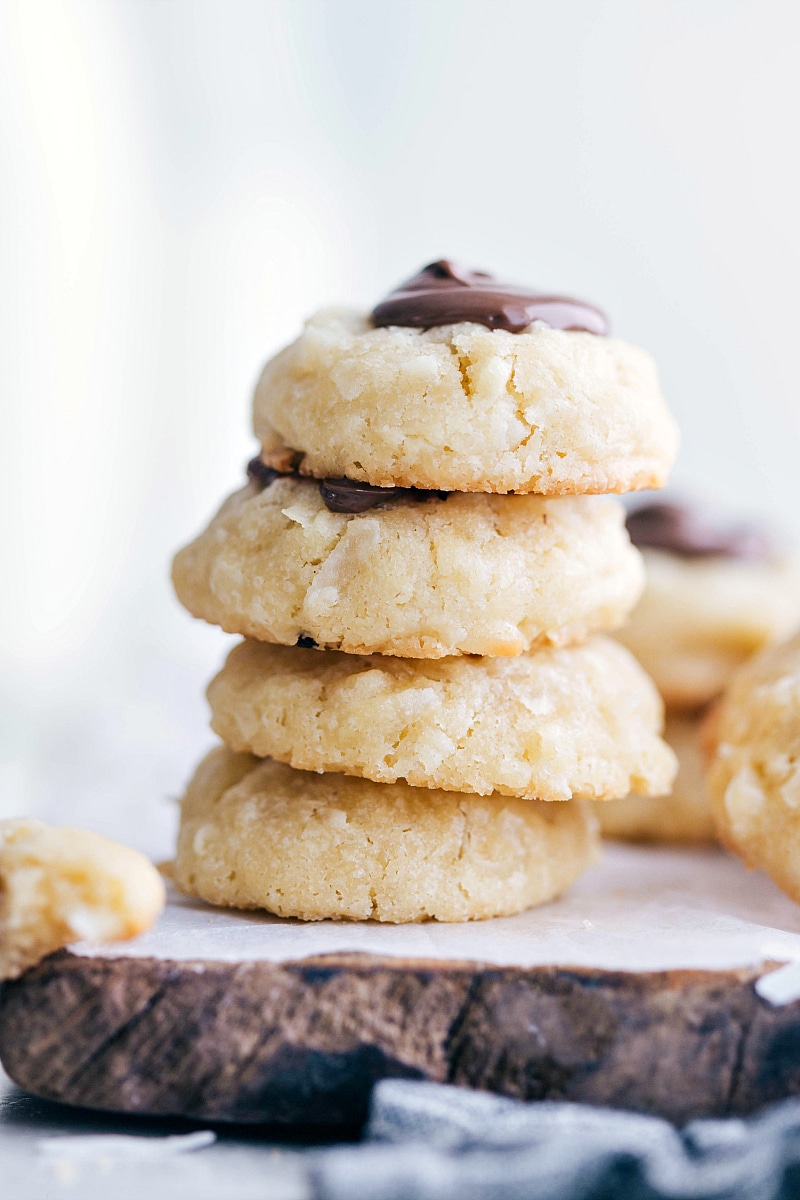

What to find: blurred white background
left=1, top=0, right=799, bottom=853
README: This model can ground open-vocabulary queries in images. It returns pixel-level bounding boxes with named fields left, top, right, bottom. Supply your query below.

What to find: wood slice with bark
left=1, top=950, right=798, bottom=1125
left=3, top=846, right=800, bottom=1125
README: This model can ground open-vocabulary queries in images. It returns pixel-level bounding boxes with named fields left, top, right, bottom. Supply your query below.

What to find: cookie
left=0, top=819, right=165, bottom=980
left=207, top=636, right=675, bottom=802
left=172, top=476, right=644, bottom=658
left=618, top=503, right=800, bottom=710
left=595, top=713, right=715, bottom=844
left=254, top=309, right=678, bottom=496
left=707, top=632, right=800, bottom=903
left=174, top=747, right=598, bottom=922
left=616, top=548, right=800, bottom=710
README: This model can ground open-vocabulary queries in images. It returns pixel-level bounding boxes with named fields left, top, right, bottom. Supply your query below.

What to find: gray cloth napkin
left=311, top=1080, right=800, bottom=1200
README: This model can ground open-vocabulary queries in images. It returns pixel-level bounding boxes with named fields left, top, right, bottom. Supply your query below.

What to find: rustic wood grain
left=0, top=950, right=795, bottom=1125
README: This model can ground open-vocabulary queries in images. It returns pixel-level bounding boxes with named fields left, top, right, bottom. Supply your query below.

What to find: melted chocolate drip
left=319, top=478, right=445, bottom=513
left=370, top=260, right=608, bottom=335
left=626, top=502, right=773, bottom=562
left=246, top=456, right=282, bottom=489
left=246, top=457, right=446, bottom=514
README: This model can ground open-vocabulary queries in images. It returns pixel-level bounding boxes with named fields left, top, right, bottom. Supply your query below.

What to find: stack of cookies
left=599, top=502, right=800, bottom=843
left=171, top=262, right=679, bottom=923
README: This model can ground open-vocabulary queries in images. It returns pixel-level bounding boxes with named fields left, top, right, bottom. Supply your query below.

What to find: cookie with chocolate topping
left=171, top=474, right=644, bottom=658
left=252, top=263, right=678, bottom=496
left=617, top=500, right=800, bottom=710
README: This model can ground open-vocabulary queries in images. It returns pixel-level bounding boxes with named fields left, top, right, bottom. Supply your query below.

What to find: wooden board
left=3, top=845, right=800, bottom=1126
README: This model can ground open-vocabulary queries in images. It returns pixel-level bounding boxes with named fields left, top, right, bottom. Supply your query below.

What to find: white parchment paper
left=72, top=844, right=800, bottom=973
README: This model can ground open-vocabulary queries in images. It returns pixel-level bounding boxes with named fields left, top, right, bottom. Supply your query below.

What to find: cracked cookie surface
left=207, top=636, right=675, bottom=801
left=172, top=478, right=643, bottom=658
left=174, top=747, right=598, bottom=922
left=253, top=309, right=678, bottom=495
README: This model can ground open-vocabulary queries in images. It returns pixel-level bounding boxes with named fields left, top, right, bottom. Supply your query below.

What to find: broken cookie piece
left=0, top=819, right=165, bottom=980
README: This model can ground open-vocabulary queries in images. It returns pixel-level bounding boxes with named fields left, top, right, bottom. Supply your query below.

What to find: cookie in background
left=592, top=712, right=715, bottom=844
left=597, top=500, right=800, bottom=844
left=707, top=630, right=800, bottom=903
left=618, top=502, right=800, bottom=710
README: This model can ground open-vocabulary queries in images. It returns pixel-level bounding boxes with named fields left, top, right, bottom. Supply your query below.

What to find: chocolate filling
left=370, top=260, right=608, bottom=335
left=246, top=457, right=447, bottom=514
left=626, top=502, right=772, bottom=562
left=246, top=457, right=284, bottom=490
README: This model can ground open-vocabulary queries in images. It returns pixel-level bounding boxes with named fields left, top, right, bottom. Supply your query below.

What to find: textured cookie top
left=208, top=636, right=675, bottom=801
left=616, top=548, right=800, bottom=710
left=174, top=748, right=598, bottom=923
left=172, top=477, right=644, bottom=658
left=707, top=632, right=800, bottom=903
left=0, top=819, right=165, bottom=980
left=253, top=308, right=677, bottom=495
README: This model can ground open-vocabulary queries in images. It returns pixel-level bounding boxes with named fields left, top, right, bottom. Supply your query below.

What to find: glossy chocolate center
left=626, top=502, right=772, bottom=562
left=370, top=260, right=608, bottom=335
left=247, top=457, right=446, bottom=514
